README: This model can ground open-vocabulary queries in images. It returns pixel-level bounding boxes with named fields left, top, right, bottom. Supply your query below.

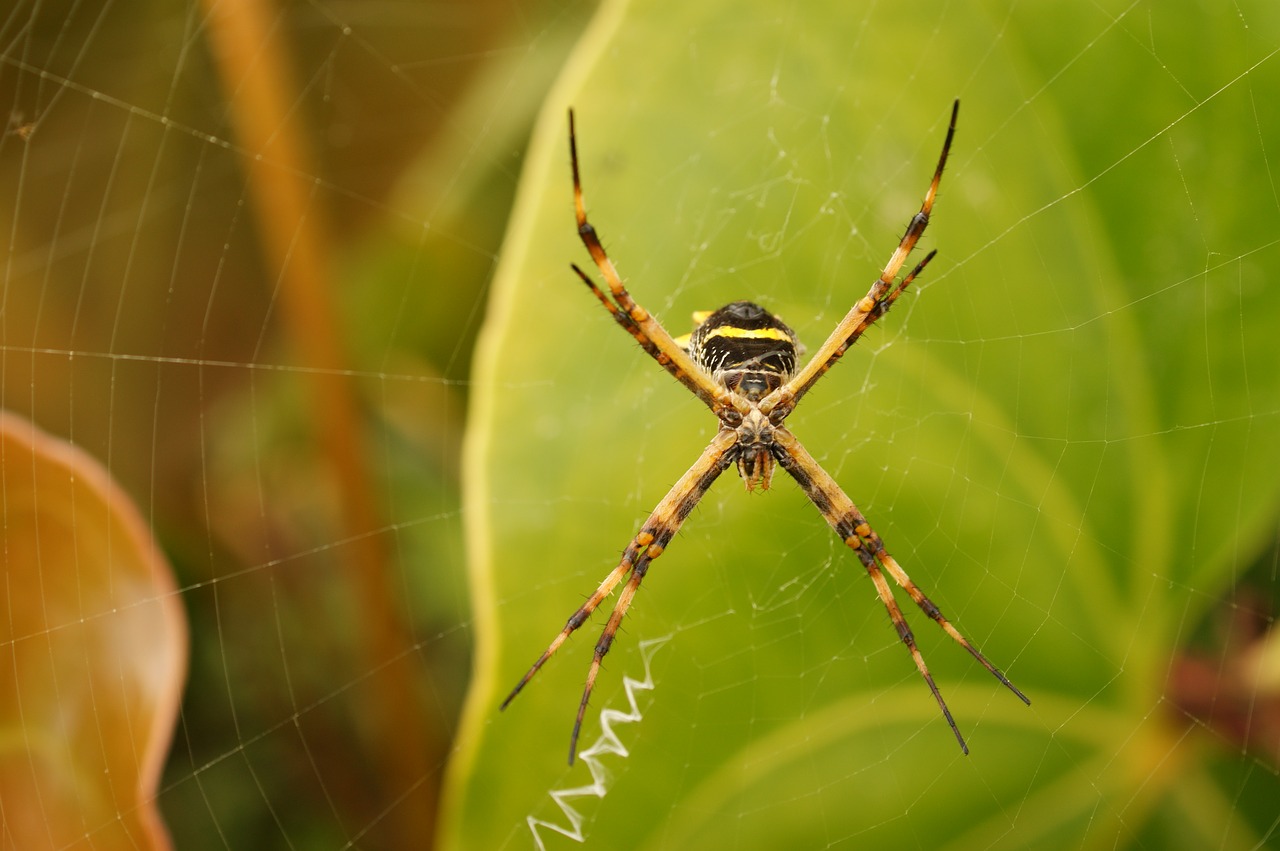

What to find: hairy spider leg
left=501, top=429, right=739, bottom=764
left=770, top=427, right=1028, bottom=754
left=763, top=100, right=959, bottom=420
left=570, top=263, right=701, bottom=394
left=568, top=111, right=739, bottom=416
left=779, top=250, right=936, bottom=402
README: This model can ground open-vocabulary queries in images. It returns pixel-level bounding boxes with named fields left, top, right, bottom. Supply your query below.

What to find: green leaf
left=443, top=0, right=1280, bottom=847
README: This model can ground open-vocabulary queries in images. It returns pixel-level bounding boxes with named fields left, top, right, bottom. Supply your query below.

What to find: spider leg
left=762, top=100, right=958, bottom=420
left=499, top=558, right=632, bottom=710
left=776, top=250, right=936, bottom=402
left=571, top=263, right=710, bottom=397
left=570, top=560, right=647, bottom=760
left=568, top=110, right=740, bottom=417
left=501, top=428, right=739, bottom=764
left=770, top=426, right=1028, bottom=754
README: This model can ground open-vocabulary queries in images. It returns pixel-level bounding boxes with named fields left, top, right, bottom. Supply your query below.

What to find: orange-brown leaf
left=0, top=412, right=187, bottom=850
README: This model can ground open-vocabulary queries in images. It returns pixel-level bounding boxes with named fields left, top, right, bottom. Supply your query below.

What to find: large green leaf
left=443, top=0, right=1280, bottom=847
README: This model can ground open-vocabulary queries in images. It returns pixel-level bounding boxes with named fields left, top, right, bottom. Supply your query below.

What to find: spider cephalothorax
left=684, top=300, right=799, bottom=490
left=502, top=102, right=1029, bottom=765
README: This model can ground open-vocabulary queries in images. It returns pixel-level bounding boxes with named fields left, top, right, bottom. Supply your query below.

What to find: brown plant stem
left=202, top=0, right=435, bottom=844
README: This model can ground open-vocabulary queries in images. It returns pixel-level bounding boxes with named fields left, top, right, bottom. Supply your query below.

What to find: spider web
left=3, top=0, right=1280, bottom=849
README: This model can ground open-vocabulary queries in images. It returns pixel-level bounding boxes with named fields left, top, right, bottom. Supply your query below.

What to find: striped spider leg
left=770, top=428, right=1030, bottom=754
left=757, top=99, right=1028, bottom=751
left=760, top=99, right=958, bottom=422
left=500, top=429, right=738, bottom=764
left=565, top=110, right=743, bottom=421
left=499, top=110, right=741, bottom=765
left=502, top=101, right=1027, bottom=765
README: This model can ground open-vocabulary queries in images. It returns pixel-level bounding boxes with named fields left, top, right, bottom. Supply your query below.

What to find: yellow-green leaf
left=443, top=0, right=1280, bottom=847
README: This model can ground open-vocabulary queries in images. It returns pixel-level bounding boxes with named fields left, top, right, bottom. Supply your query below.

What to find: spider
left=502, top=101, right=1029, bottom=764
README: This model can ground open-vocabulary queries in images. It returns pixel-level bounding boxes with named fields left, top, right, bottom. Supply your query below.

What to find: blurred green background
left=3, top=0, right=1280, bottom=849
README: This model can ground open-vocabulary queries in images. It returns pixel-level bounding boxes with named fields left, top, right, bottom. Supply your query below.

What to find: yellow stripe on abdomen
left=699, top=325, right=794, bottom=342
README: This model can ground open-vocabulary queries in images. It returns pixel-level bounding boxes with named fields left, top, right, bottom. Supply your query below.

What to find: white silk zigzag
left=526, top=635, right=672, bottom=850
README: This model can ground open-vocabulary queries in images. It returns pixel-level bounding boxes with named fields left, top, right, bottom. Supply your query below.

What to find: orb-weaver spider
left=502, top=101, right=1029, bottom=764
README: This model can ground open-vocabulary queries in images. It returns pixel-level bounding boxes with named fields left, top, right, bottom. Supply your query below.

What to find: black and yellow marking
left=687, top=301, right=800, bottom=400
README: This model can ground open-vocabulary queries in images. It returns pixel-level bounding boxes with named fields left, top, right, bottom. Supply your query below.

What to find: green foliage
left=445, top=0, right=1280, bottom=847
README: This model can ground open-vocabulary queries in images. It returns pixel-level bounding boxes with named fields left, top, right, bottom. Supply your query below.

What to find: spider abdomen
left=688, top=301, right=799, bottom=400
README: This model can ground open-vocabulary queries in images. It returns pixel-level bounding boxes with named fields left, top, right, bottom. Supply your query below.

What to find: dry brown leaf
left=1, top=411, right=186, bottom=850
